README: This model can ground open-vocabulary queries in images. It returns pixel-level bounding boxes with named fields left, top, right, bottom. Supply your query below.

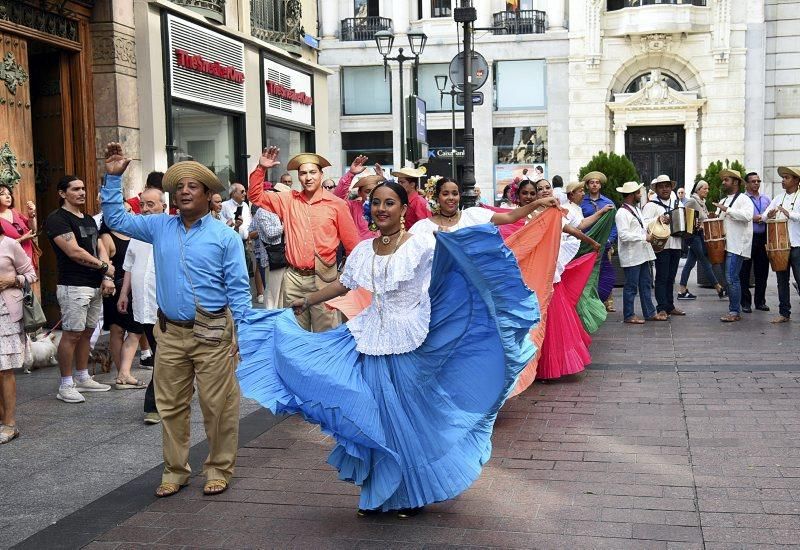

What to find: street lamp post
left=434, top=74, right=458, bottom=181
left=454, top=1, right=477, bottom=208
left=375, top=30, right=427, bottom=168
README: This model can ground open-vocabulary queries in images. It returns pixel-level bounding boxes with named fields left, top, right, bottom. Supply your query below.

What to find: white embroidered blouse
left=339, top=233, right=436, bottom=356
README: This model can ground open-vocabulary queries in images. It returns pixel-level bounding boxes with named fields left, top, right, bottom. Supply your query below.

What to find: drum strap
left=649, top=197, right=676, bottom=213
left=780, top=191, right=798, bottom=211
left=725, top=192, right=742, bottom=209
left=622, top=203, right=644, bottom=228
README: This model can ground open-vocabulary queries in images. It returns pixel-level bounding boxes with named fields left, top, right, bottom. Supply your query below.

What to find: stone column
left=393, top=1, right=410, bottom=35
left=684, top=121, right=698, bottom=187
left=548, top=0, right=566, bottom=30
left=91, top=0, right=141, bottom=196
left=321, top=0, right=339, bottom=38
left=614, top=123, right=626, bottom=155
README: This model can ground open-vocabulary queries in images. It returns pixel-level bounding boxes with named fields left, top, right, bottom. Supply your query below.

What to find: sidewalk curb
left=12, top=408, right=283, bottom=550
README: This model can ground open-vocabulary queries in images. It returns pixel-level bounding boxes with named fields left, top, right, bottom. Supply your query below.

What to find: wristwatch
left=97, top=261, right=109, bottom=274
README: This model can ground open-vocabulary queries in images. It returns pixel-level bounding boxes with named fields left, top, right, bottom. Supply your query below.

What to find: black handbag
left=22, top=280, right=47, bottom=333
left=265, top=237, right=288, bottom=270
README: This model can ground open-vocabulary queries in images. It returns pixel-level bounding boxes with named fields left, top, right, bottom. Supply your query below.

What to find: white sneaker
left=75, top=377, right=111, bottom=392
left=57, top=384, right=86, bottom=403
left=256, top=294, right=264, bottom=304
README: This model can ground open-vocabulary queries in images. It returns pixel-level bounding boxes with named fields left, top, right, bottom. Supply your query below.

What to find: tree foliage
left=694, top=159, right=747, bottom=212
left=578, top=151, right=640, bottom=204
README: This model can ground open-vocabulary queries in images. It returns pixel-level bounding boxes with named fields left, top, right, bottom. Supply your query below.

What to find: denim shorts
left=56, top=285, right=102, bottom=332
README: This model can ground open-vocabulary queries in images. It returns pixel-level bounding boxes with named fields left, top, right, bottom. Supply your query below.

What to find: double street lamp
left=374, top=30, right=428, bottom=168
left=434, top=74, right=458, bottom=182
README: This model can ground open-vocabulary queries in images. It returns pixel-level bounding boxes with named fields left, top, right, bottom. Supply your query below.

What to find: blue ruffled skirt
left=237, top=225, right=539, bottom=511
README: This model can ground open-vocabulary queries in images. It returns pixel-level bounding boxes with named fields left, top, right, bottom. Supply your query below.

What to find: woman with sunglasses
left=238, top=181, right=539, bottom=518
left=0, top=185, right=38, bottom=269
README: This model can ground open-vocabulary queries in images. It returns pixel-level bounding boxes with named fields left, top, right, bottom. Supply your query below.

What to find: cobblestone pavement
left=9, top=282, right=800, bottom=549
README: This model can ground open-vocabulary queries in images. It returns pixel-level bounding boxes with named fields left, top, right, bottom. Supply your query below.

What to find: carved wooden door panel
left=0, top=33, right=35, bottom=210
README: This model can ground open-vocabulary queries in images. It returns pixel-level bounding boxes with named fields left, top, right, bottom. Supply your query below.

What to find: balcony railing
left=491, top=10, right=546, bottom=35
left=340, top=16, right=393, bottom=42
left=170, top=0, right=225, bottom=24
left=608, top=0, right=706, bottom=10
left=251, top=0, right=304, bottom=51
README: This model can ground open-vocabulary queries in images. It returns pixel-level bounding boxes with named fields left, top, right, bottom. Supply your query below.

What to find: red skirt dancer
left=536, top=252, right=597, bottom=380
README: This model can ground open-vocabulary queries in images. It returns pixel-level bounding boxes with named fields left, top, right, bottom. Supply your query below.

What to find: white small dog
left=23, top=332, right=60, bottom=374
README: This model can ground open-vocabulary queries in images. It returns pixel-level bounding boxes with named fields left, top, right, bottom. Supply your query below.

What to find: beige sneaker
left=75, top=377, right=111, bottom=392
left=143, top=412, right=161, bottom=425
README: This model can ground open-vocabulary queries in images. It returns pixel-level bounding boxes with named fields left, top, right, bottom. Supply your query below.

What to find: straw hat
left=353, top=175, right=385, bottom=189
left=286, top=153, right=331, bottom=171
left=777, top=166, right=800, bottom=179
left=390, top=166, right=427, bottom=179
left=652, top=174, right=676, bottom=187
left=273, top=182, right=292, bottom=193
left=616, top=181, right=644, bottom=195
left=162, top=161, right=225, bottom=194
left=582, top=171, right=607, bottom=184
left=565, top=181, right=584, bottom=194
left=718, top=169, right=743, bottom=182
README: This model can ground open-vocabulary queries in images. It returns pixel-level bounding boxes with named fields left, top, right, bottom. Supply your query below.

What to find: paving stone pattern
left=87, top=286, right=800, bottom=549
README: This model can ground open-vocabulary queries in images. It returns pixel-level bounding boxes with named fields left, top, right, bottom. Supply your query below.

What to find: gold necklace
left=436, top=211, right=461, bottom=231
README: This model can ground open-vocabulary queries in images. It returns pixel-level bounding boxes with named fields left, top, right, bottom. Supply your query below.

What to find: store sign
left=429, top=148, right=464, bottom=159
left=266, top=81, right=313, bottom=106
left=264, top=59, right=313, bottom=126
left=174, top=49, right=244, bottom=84
left=167, top=14, right=246, bottom=112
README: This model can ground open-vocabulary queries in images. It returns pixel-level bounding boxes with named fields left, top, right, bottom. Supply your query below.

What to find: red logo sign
left=174, top=49, right=245, bottom=84
left=266, top=80, right=313, bottom=106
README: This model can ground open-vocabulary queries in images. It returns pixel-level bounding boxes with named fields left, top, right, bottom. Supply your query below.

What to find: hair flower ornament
left=424, top=175, right=443, bottom=214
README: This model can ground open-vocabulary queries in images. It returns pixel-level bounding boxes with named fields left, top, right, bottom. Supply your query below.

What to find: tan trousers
left=153, top=315, right=240, bottom=485
left=267, top=266, right=286, bottom=310
left=283, top=267, right=341, bottom=332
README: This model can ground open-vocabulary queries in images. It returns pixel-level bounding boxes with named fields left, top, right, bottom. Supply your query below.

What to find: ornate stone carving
left=0, top=51, right=28, bottom=95
left=0, top=142, right=21, bottom=189
left=639, top=33, right=672, bottom=54
left=585, top=0, right=602, bottom=70
left=711, top=0, right=730, bottom=64
left=92, top=32, right=136, bottom=69
left=0, top=0, right=79, bottom=43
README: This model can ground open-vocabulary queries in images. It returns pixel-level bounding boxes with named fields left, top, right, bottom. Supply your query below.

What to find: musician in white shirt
left=642, top=174, right=685, bottom=319
left=762, top=166, right=800, bottom=323
left=713, top=169, right=754, bottom=322
left=615, top=181, right=656, bottom=324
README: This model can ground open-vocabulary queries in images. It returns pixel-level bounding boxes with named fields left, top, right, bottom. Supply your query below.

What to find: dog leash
left=42, top=318, right=63, bottom=337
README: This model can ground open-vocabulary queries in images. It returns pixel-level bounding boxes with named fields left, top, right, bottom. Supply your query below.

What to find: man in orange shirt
left=248, top=146, right=359, bottom=332
left=392, top=166, right=431, bottom=230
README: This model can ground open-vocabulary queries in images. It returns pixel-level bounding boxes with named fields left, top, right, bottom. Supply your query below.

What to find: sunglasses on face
left=323, top=185, right=335, bottom=190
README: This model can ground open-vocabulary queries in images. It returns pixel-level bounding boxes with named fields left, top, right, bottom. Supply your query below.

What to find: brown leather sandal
left=720, top=313, right=741, bottom=323
left=155, top=482, right=185, bottom=498
left=624, top=316, right=645, bottom=324
left=203, top=479, right=228, bottom=496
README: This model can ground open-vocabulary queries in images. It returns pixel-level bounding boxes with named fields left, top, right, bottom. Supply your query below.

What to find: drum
left=648, top=218, right=671, bottom=253
left=766, top=219, right=790, bottom=271
left=668, top=207, right=694, bottom=238
left=703, top=218, right=726, bottom=265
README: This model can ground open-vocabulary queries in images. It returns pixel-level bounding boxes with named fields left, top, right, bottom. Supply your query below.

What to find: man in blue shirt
left=101, top=142, right=249, bottom=499
left=740, top=172, right=771, bottom=313
left=581, top=171, right=618, bottom=312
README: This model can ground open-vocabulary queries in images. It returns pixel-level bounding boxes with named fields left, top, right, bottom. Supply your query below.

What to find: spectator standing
left=249, top=204, right=284, bottom=308
left=0, top=184, right=38, bottom=268
left=740, top=172, right=771, bottom=313
left=0, top=229, right=37, bottom=444
left=45, top=176, right=116, bottom=403
left=118, top=187, right=165, bottom=424
left=219, top=183, right=251, bottom=241
left=210, top=193, right=223, bottom=220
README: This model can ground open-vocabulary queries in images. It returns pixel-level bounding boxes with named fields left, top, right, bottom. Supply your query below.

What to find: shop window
left=265, top=125, right=312, bottom=183
left=494, top=60, right=546, bottom=111
left=171, top=103, right=239, bottom=185
left=343, top=131, right=394, bottom=172
left=417, top=64, right=463, bottom=113
left=432, top=0, right=451, bottom=17
left=493, top=126, right=548, bottom=202
left=342, top=66, right=392, bottom=115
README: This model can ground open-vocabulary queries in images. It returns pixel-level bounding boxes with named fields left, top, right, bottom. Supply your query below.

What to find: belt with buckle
left=157, top=309, right=194, bottom=329
left=289, top=265, right=315, bottom=277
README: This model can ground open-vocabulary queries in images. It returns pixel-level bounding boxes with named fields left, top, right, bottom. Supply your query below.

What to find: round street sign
left=448, top=51, right=490, bottom=92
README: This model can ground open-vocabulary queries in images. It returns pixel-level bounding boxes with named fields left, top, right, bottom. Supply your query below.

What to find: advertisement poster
left=494, top=163, right=547, bottom=203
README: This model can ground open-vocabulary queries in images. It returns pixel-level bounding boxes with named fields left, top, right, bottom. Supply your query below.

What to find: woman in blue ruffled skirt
left=237, top=181, right=539, bottom=518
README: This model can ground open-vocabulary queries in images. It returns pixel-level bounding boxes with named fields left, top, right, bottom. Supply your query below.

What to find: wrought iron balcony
left=251, top=0, right=304, bottom=52
left=491, top=10, right=546, bottom=35
left=170, top=0, right=225, bottom=24
left=340, top=16, right=393, bottom=42
left=608, top=0, right=706, bottom=10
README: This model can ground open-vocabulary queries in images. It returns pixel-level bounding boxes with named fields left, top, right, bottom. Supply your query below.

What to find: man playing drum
left=642, top=175, right=685, bottom=320
left=762, top=166, right=800, bottom=324
left=713, top=169, right=754, bottom=323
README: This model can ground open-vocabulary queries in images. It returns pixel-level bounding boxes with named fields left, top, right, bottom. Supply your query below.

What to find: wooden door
left=0, top=33, right=36, bottom=212
left=626, top=125, right=685, bottom=187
